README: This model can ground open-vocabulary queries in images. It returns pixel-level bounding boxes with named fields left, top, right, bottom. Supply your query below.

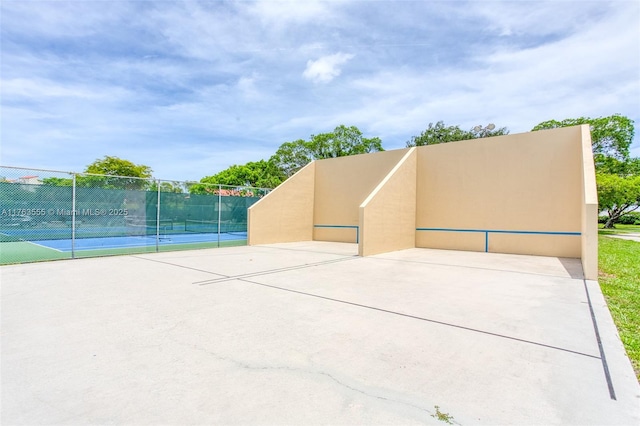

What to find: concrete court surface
left=1, top=242, right=639, bottom=425
left=609, top=232, right=640, bottom=243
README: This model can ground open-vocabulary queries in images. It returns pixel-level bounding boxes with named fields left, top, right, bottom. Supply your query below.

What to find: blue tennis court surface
left=32, top=232, right=247, bottom=252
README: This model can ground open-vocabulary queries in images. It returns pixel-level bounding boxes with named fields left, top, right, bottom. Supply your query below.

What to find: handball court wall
left=248, top=125, right=598, bottom=279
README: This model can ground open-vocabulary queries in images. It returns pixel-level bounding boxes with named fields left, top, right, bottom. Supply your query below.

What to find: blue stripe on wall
left=415, top=227, right=581, bottom=252
left=314, top=224, right=360, bottom=243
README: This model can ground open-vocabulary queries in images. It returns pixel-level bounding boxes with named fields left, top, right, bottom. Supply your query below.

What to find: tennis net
left=184, top=219, right=247, bottom=236
left=126, top=217, right=173, bottom=236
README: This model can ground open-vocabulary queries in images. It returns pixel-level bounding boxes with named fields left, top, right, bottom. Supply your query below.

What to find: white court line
left=27, top=241, right=64, bottom=252
left=0, top=233, right=64, bottom=253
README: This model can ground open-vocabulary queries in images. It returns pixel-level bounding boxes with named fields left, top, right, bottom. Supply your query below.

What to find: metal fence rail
left=0, top=165, right=271, bottom=264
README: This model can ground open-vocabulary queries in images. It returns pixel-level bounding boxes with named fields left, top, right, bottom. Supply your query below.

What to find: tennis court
left=31, top=231, right=247, bottom=251
left=0, top=219, right=249, bottom=263
left=0, top=165, right=269, bottom=265
left=2, top=242, right=639, bottom=425
left=0, top=227, right=248, bottom=264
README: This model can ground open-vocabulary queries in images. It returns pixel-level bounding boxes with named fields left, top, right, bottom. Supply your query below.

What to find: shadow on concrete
left=558, top=257, right=585, bottom=279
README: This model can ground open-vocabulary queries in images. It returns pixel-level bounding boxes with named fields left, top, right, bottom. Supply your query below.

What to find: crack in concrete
left=166, top=335, right=446, bottom=423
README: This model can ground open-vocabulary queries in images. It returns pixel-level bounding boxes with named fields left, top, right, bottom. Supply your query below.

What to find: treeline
left=200, top=122, right=507, bottom=189
left=200, top=114, right=638, bottom=229
left=198, top=125, right=384, bottom=190
left=35, top=114, right=638, bottom=228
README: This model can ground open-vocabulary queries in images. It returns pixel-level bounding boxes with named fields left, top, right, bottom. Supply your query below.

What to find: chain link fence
left=0, top=166, right=271, bottom=264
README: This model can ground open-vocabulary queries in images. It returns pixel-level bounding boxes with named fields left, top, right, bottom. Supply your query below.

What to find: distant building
left=8, top=175, right=43, bottom=192
left=17, top=175, right=42, bottom=185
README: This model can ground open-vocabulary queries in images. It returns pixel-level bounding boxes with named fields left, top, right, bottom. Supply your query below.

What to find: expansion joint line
left=236, top=277, right=601, bottom=360
left=583, top=279, right=616, bottom=400
left=132, top=256, right=229, bottom=277
left=195, top=256, right=359, bottom=285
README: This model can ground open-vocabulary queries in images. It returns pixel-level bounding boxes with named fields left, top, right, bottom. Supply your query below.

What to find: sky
left=1, top=0, right=639, bottom=182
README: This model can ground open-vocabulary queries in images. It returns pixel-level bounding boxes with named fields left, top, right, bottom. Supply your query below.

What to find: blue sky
left=1, top=0, right=639, bottom=182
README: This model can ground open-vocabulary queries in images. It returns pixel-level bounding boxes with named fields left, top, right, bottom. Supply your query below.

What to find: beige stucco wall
left=248, top=126, right=598, bottom=277
left=313, top=149, right=408, bottom=243
left=247, top=162, right=315, bottom=245
left=415, top=126, right=584, bottom=258
left=580, top=125, right=599, bottom=280
left=359, top=148, right=417, bottom=256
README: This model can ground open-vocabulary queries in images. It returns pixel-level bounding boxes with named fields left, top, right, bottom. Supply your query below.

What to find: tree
left=406, top=121, right=509, bottom=147
left=81, top=156, right=153, bottom=190
left=192, top=160, right=285, bottom=194
left=532, top=114, right=638, bottom=227
left=269, top=140, right=312, bottom=177
left=532, top=114, right=634, bottom=160
left=85, top=155, right=152, bottom=178
left=39, top=157, right=154, bottom=189
left=318, top=125, right=383, bottom=157
left=272, top=125, right=384, bottom=177
left=41, top=177, right=73, bottom=186
left=596, top=155, right=640, bottom=228
left=468, top=123, right=510, bottom=139
left=597, top=157, right=640, bottom=176
left=149, top=181, right=186, bottom=193
left=597, top=173, right=640, bottom=228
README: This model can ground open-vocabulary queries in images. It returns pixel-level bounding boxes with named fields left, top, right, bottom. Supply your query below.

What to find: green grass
left=598, top=223, right=640, bottom=234
left=598, top=235, right=640, bottom=379
left=431, top=406, right=455, bottom=424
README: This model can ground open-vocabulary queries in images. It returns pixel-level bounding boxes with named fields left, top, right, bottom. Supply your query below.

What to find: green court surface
left=0, top=240, right=71, bottom=263
left=0, top=173, right=262, bottom=265
left=0, top=237, right=246, bottom=265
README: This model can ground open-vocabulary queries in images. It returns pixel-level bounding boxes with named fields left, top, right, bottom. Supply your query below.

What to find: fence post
left=71, top=173, right=76, bottom=259
left=217, top=185, right=222, bottom=248
left=156, top=179, right=161, bottom=252
left=0, top=166, right=268, bottom=264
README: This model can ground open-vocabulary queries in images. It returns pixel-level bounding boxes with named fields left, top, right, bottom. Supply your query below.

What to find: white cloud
left=2, top=78, right=125, bottom=100
left=470, top=0, right=607, bottom=38
left=302, top=53, right=355, bottom=84
left=0, top=0, right=134, bottom=38
left=1, top=0, right=638, bottom=180
left=237, top=74, right=262, bottom=100
left=246, top=0, right=335, bottom=27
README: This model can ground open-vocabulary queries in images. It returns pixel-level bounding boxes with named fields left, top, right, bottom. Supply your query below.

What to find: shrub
left=618, top=211, right=640, bottom=225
